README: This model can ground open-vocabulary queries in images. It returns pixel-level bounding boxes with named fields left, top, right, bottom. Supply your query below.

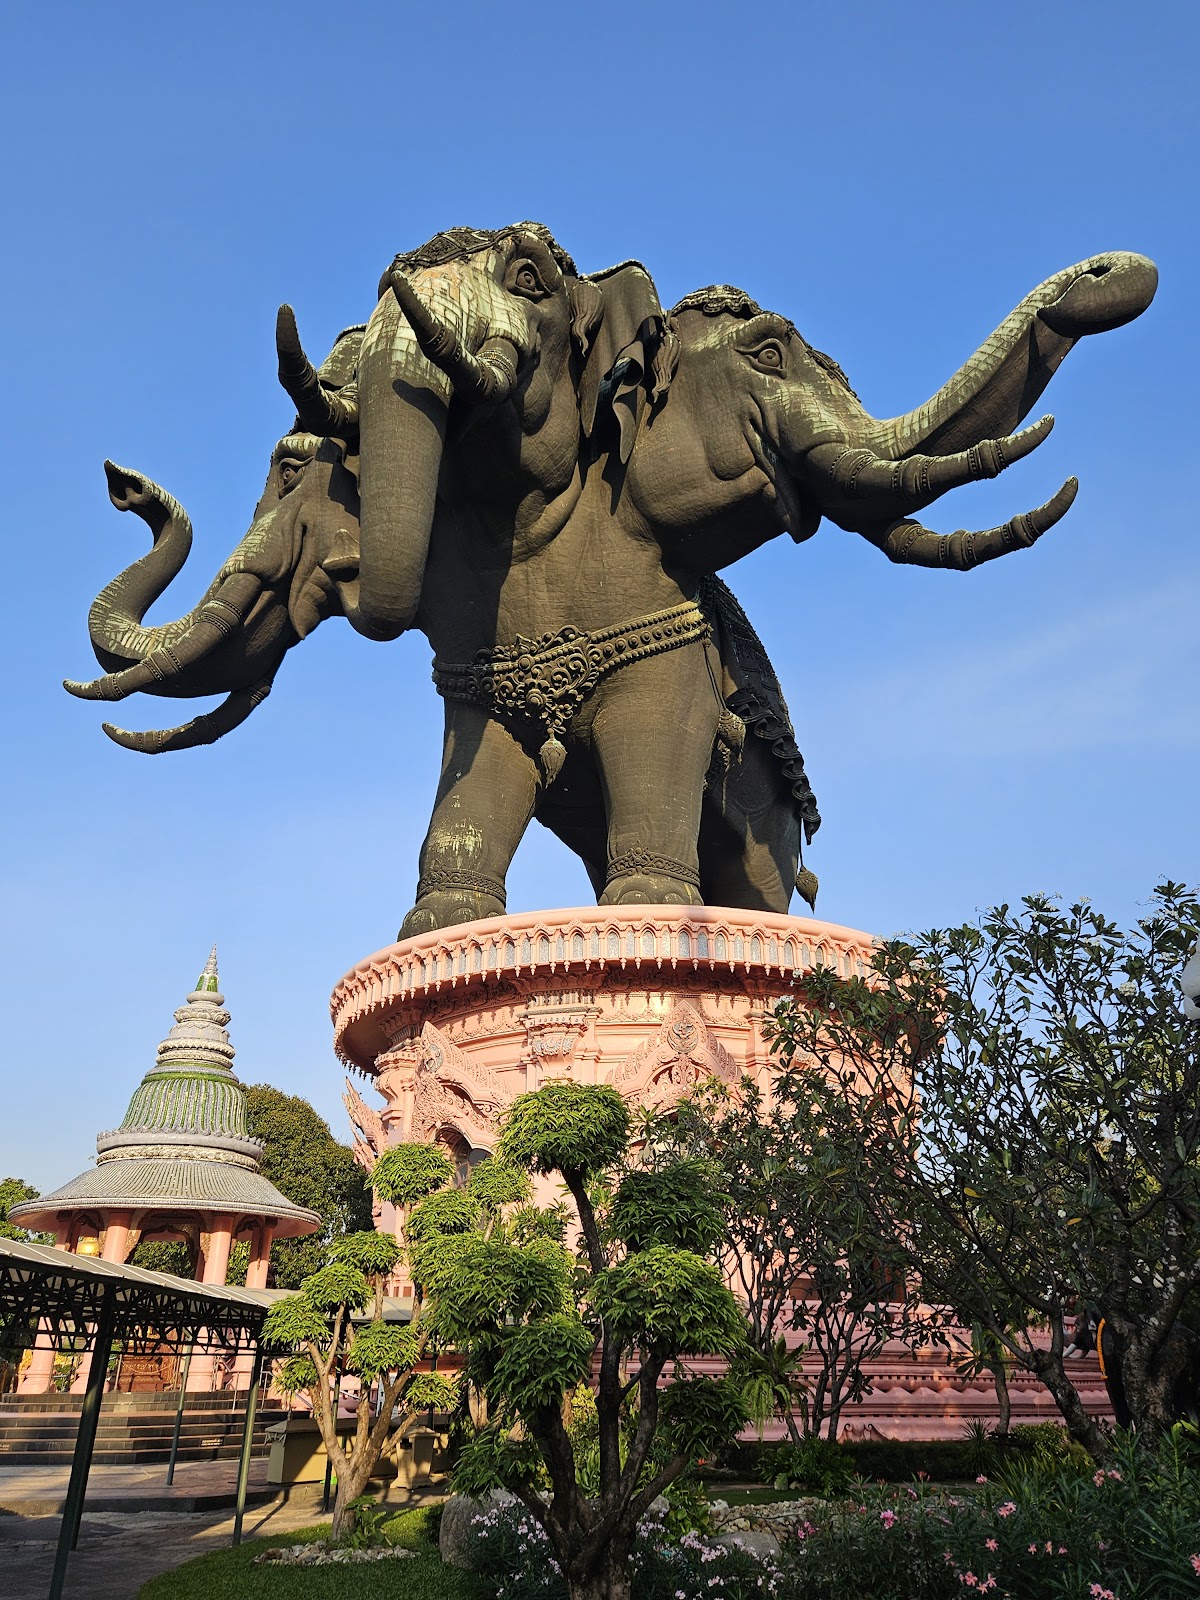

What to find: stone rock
left=713, top=1529, right=782, bottom=1560
left=439, top=1490, right=522, bottom=1571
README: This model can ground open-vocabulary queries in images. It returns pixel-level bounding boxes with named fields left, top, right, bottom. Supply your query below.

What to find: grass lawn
left=139, top=1509, right=481, bottom=1600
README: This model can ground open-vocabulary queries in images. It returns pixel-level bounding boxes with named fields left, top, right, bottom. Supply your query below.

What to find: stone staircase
left=0, top=1391, right=287, bottom=1467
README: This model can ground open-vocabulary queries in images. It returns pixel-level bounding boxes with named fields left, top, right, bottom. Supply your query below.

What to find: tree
left=262, top=1221, right=455, bottom=1541
left=422, top=1081, right=749, bottom=1600
left=765, top=882, right=1200, bottom=1453
left=244, top=1085, right=373, bottom=1287
left=0, top=1179, right=49, bottom=1243
left=654, top=1080, right=921, bottom=1442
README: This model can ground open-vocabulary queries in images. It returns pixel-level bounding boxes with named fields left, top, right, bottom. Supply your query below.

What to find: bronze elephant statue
left=66, top=223, right=1156, bottom=934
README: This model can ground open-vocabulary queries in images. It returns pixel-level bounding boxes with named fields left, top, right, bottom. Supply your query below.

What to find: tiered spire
left=97, top=949, right=261, bottom=1166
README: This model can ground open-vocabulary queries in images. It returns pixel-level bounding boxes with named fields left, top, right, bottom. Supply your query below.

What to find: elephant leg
left=399, top=701, right=540, bottom=939
left=588, top=643, right=719, bottom=907
left=699, top=733, right=800, bottom=913
left=535, top=754, right=609, bottom=898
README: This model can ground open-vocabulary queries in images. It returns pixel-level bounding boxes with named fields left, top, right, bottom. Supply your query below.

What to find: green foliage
left=327, top=1229, right=402, bottom=1278
left=344, top=1320, right=418, bottom=1380
left=657, top=1376, right=748, bottom=1459
left=371, top=1143, right=455, bottom=1206
left=224, top=1239, right=250, bottom=1286
left=661, top=1471, right=715, bottom=1537
left=763, top=1435, right=856, bottom=1495
left=244, top=1084, right=373, bottom=1288
left=299, top=1260, right=372, bottom=1312
left=0, top=1178, right=49, bottom=1242
left=127, top=1239, right=194, bottom=1276
left=499, top=1081, right=630, bottom=1180
left=776, top=1428, right=1200, bottom=1600
left=451, top=1422, right=547, bottom=1496
left=490, top=1314, right=596, bottom=1414
left=416, top=1234, right=571, bottom=1341
left=262, top=1296, right=330, bottom=1349
left=590, top=1246, right=745, bottom=1354
left=342, top=1495, right=393, bottom=1549
left=274, top=1353, right=320, bottom=1395
left=404, top=1370, right=460, bottom=1412
left=407, top=1187, right=481, bottom=1241
left=467, top=1158, right=534, bottom=1212
left=609, top=1160, right=726, bottom=1254
left=764, top=881, right=1200, bottom=1447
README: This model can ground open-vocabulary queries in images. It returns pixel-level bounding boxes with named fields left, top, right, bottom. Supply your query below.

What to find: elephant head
left=64, top=327, right=365, bottom=751
left=617, top=252, right=1157, bottom=574
left=278, top=222, right=664, bottom=641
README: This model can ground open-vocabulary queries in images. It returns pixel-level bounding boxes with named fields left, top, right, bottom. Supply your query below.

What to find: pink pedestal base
left=332, top=907, right=1106, bottom=1439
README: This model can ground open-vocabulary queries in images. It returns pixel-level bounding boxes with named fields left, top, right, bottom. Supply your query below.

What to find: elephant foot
left=599, top=872, right=703, bottom=909
left=398, top=889, right=507, bottom=940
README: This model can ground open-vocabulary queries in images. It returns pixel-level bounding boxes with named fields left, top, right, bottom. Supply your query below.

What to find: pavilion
left=10, top=950, right=320, bottom=1391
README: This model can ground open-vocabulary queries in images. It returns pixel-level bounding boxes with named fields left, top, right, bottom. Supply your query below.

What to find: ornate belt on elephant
left=432, top=600, right=709, bottom=783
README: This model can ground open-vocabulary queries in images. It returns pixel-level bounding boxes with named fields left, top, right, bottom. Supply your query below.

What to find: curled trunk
left=868, top=252, right=1157, bottom=459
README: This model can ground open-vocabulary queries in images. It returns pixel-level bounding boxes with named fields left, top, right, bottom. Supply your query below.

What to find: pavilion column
left=100, top=1211, right=133, bottom=1264
left=19, top=1226, right=70, bottom=1394
left=231, top=1221, right=276, bottom=1387
left=187, top=1213, right=235, bottom=1392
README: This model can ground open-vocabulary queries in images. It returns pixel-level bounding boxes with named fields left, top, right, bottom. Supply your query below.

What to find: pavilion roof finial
left=196, top=945, right=219, bottom=994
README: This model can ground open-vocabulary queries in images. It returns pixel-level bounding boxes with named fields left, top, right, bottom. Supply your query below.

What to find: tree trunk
left=993, top=1361, right=1011, bottom=1435
left=1033, top=1352, right=1110, bottom=1459
left=567, top=1543, right=632, bottom=1600
left=329, top=1449, right=374, bottom=1541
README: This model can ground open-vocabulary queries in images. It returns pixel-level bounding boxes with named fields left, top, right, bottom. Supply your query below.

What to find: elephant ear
left=602, top=316, right=681, bottom=465
left=577, top=261, right=664, bottom=442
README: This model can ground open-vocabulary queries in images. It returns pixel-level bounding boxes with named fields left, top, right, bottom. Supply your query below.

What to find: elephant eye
left=746, top=341, right=787, bottom=374
left=507, top=259, right=549, bottom=301
left=277, top=458, right=306, bottom=496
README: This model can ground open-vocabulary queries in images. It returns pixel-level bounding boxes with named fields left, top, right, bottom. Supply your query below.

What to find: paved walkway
left=0, top=1460, right=442, bottom=1598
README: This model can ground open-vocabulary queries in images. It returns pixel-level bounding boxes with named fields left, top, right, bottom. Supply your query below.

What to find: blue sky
left=1, top=0, right=1195, bottom=1191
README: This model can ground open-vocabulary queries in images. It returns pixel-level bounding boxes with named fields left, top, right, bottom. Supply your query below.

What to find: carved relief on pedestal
left=611, top=999, right=739, bottom=1111
left=520, top=989, right=597, bottom=1077
left=411, top=1020, right=515, bottom=1150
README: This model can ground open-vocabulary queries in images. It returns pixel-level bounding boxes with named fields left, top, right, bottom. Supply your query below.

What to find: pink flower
left=961, top=1575, right=978, bottom=1590
left=1028, top=1545, right=1038, bottom=1555
left=879, top=1510, right=897, bottom=1527
left=1058, top=1546, right=1068, bottom=1555
left=976, top=1474, right=988, bottom=1483
left=997, top=1501, right=1016, bottom=1517
left=943, top=1551, right=955, bottom=1565
left=1045, top=1541, right=1054, bottom=1554
left=1191, top=1555, right=1200, bottom=1575
left=985, top=1538, right=998, bottom=1551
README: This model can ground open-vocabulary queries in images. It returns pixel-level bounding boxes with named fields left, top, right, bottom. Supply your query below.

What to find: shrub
left=775, top=1429, right=1200, bottom=1600
left=467, top=1500, right=781, bottom=1600
left=764, top=1435, right=857, bottom=1495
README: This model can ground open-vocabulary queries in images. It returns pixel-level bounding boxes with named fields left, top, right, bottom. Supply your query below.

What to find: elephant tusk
left=812, top=416, right=1055, bottom=519
left=64, top=572, right=263, bottom=701
left=277, top=305, right=360, bottom=435
left=388, top=273, right=520, bottom=405
left=101, top=679, right=274, bottom=754
left=867, top=478, right=1078, bottom=570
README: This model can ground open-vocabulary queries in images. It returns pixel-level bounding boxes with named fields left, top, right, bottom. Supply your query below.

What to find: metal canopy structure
left=0, top=1238, right=286, bottom=1600
left=0, top=1236, right=281, bottom=1353
left=0, top=1238, right=415, bottom=1599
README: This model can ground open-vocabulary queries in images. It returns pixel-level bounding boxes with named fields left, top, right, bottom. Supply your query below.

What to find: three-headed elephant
left=66, top=225, right=1156, bottom=938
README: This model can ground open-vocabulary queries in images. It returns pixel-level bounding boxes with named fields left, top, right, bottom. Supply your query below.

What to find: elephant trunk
left=869, top=252, right=1157, bottom=459
left=353, top=286, right=450, bottom=640
left=351, top=255, right=534, bottom=641
left=85, top=462, right=197, bottom=672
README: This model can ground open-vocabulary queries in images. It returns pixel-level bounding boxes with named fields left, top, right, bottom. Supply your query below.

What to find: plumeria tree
left=765, top=882, right=1200, bottom=1452
left=414, top=1081, right=749, bottom=1600
left=654, top=1078, right=922, bottom=1441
